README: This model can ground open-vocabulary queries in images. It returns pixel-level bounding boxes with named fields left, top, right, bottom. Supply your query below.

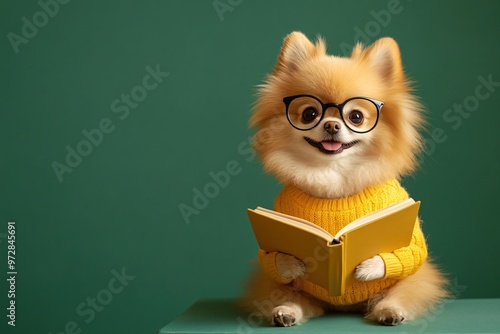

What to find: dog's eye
left=348, top=110, right=364, bottom=125
left=302, top=107, right=319, bottom=123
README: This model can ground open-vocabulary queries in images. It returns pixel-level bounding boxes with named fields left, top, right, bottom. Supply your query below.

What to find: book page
left=254, top=207, right=334, bottom=241
left=332, top=198, right=415, bottom=242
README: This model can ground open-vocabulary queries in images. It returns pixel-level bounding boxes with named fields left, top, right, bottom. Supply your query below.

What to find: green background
left=1, top=0, right=499, bottom=333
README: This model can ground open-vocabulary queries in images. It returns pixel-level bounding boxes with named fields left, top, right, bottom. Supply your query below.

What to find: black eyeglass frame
left=283, top=94, right=384, bottom=133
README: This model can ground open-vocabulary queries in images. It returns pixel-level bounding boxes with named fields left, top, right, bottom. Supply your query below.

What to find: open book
left=247, top=199, right=420, bottom=296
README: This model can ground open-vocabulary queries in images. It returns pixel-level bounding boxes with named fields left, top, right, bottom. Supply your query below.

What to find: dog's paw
left=272, top=305, right=300, bottom=327
left=373, top=307, right=406, bottom=326
left=355, top=255, right=385, bottom=281
left=276, top=253, right=305, bottom=279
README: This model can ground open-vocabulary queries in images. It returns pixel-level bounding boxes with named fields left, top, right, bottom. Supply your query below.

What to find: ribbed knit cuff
left=258, top=250, right=293, bottom=284
left=380, top=252, right=403, bottom=278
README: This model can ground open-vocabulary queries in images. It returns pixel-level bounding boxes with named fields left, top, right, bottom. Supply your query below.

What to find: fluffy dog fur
left=240, top=32, right=448, bottom=326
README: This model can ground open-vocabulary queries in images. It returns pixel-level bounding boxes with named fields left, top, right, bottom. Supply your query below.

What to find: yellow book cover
left=247, top=199, right=420, bottom=296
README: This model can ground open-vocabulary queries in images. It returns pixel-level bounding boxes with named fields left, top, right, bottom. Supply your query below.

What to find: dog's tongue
left=321, top=141, right=342, bottom=151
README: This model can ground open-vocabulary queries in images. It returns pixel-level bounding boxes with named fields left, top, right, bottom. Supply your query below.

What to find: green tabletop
left=159, top=298, right=500, bottom=334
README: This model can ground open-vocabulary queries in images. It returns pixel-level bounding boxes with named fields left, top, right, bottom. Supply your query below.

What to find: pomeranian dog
left=240, top=32, right=448, bottom=326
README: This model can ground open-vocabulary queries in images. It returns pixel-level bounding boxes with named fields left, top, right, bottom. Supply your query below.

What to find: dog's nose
left=324, top=121, right=341, bottom=134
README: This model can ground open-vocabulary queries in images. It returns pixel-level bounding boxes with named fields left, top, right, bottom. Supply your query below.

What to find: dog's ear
left=275, top=32, right=326, bottom=73
left=353, top=37, right=404, bottom=83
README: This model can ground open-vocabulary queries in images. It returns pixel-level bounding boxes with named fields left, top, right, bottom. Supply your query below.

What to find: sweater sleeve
left=257, top=249, right=294, bottom=284
left=379, top=219, right=428, bottom=279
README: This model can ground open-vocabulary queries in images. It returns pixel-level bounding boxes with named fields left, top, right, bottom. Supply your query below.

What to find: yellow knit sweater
left=258, top=179, right=427, bottom=305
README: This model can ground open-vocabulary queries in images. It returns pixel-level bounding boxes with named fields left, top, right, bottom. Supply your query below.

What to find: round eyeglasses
left=283, top=95, right=384, bottom=133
